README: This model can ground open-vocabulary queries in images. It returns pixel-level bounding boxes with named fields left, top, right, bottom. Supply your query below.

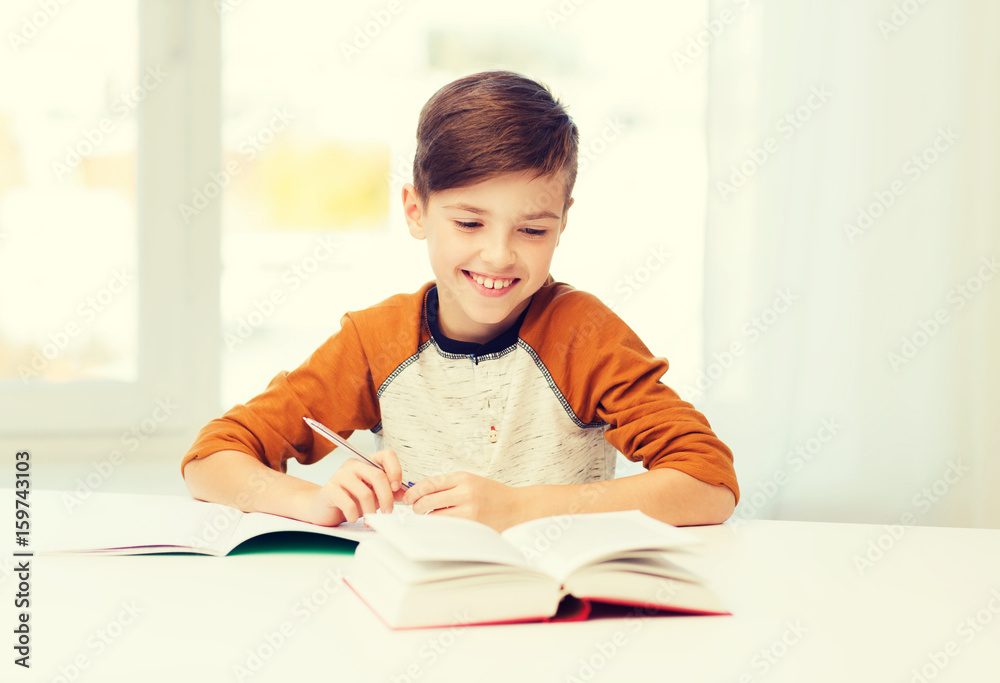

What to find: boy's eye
left=521, top=228, right=548, bottom=237
left=454, top=220, right=481, bottom=230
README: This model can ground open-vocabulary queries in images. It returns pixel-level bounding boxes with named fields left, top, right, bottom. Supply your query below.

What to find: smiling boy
left=182, top=71, right=739, bottom=530
left=409, top=171, right=565, bottom=344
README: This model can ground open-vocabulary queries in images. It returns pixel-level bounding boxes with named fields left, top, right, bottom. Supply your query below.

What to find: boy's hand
left=304, top=449, right=406, bottom=526
left=402, top=472, right=524, bottom=531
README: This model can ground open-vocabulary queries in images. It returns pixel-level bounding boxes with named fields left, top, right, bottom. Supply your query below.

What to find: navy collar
left=425, top=286, right=528, bottom=357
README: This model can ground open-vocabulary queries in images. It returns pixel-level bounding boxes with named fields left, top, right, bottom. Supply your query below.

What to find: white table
left=4, top=493, right=1000, bottom=683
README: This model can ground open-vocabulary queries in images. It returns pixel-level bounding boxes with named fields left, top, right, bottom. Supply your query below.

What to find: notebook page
left=28, top=490, right=214, bottom=553
left=219, top=510, right=370, bottom=551
left=500, top=510, right=702, bottom=581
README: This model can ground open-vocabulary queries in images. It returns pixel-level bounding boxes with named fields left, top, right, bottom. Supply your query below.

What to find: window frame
left=0, top=0, right=220, bottom=443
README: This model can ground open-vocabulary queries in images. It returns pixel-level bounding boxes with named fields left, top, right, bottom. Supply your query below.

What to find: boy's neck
left=425, top=287, right=528, bottom=357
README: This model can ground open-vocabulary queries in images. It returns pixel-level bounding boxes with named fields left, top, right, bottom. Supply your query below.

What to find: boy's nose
left=480, top=233, right=516, bottom=268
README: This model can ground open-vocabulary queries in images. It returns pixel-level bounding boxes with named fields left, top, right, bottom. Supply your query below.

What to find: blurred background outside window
left=0, top=0, right=138, bottom=387
left=219, top=1, right=710, bottom=416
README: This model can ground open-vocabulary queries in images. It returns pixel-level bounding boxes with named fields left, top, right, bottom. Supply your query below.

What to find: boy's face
left=404, top=171, right=571, bottom=344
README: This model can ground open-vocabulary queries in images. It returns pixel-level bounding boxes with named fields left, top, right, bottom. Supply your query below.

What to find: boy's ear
left=402, top=184, right=426, bottom=239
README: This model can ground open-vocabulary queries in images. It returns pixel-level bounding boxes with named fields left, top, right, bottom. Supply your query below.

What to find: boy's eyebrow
left=442, top=203, right=562, bottom=221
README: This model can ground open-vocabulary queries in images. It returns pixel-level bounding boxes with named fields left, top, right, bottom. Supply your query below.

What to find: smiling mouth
left=464, top=270, right=519, bottom=290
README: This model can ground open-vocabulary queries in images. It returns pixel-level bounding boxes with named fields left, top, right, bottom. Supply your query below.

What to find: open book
left=19, top=490, right=375, bottom=556
left=349, top=510, right=728, bottom=628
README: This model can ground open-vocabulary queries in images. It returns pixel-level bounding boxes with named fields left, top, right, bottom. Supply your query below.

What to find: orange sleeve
left=524, top=285, right=739, bottom=503
left=180, top=313, right=381, bottom=476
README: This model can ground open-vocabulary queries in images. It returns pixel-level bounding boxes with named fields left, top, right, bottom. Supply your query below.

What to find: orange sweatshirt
left=182, top=280, right=738, bottom=501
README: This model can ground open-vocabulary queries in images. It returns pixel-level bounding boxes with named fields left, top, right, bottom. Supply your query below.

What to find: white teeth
left=469, top=272, right=514, bottom=289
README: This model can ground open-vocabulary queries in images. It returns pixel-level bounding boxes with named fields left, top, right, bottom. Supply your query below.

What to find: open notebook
left=16, top=490, right=377, bottom=556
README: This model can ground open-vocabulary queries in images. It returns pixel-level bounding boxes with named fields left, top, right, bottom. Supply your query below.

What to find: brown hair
left=412, top=71, right=579, bottom=209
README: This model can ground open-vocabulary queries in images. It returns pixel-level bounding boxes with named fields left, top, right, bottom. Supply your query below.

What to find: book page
left=26, top=490, right=217, bottom=553
left=351, top=539, right=560, bottom=628
left=359, top=537, right=546, bottom=585
left=565, top=564, right=728, bottom=615
left=221, top=507, right=405, bottom=552
left=570, top=552, right=702, bottom=584
left=500, top=510, right=702, bottom=581
left=364, top=512, right=530, bottom=567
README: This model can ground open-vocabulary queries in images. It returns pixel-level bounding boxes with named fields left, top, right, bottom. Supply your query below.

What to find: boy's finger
left=412, top=489, right=455, bottom=516
left=400, top=480, right=424, bottom=505
left=332, top=457, right=368, bottom=479
left=401, top=479, right=427, bottom=505
left=327, top=489, right=361, bottom=524
left=402, top=473, right=456, bottom=506
left=370, top=448, right=404, bottom=491
left=341, top=478, right=379, bottom=517
left=354, top=468, right=394, bottom=514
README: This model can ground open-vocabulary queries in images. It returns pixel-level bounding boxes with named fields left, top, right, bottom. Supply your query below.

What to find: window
left=2, top=2, right=709, bottom=465
left=0, top=1, right=217, bottom=438
left=219, top=1, right=710, bottom=413
left=1, top=1, right=140, bottom=430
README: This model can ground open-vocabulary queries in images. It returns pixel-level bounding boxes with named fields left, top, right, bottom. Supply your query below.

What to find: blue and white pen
left=303, top=417, right=413, bottom=490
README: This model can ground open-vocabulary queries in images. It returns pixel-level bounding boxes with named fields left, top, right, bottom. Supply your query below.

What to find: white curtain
left=702, top=0, right=1000, bottom=528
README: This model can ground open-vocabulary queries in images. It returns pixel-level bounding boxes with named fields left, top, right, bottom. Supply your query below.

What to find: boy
left=182, top=71, right=738, bottom=531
